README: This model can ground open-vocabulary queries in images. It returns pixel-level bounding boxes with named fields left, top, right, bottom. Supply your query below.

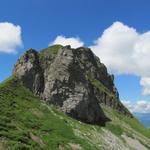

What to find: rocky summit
left=1, top=45, right=150, bottom=150
left=13, top=45, right=131, bottom=124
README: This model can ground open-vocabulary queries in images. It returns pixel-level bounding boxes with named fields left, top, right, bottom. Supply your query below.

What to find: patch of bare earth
left=0, top=140, right=7, bottom=150
left=59, top=145, right=65, bottom=150
left=122, top=134, right=148, bottom=150
left=30, top=132, right=45, bottom=148
left=68, top=143, right=82, bottom=150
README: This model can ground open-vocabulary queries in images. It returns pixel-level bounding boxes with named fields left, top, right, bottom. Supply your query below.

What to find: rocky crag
left=13, top=45, right=131, bottom=124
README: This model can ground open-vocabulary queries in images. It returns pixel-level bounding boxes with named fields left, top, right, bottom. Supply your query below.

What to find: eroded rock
left=13, top=45, right=132, bottom=123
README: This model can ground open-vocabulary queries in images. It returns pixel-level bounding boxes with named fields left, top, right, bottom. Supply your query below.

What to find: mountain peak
left=13, top=45, right=132, bottom=124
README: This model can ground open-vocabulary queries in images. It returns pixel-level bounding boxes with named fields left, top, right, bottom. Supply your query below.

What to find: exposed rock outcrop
left=13, top=45, right=131, bottom=123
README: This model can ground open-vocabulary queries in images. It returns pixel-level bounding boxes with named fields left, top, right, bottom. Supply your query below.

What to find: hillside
left=0, top=76, right=150, bottom=150
left=0, top=45, right=150, bottom=149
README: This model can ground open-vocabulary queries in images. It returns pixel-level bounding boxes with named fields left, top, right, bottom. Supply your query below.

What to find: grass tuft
left=39, top=44, right=63, bottom=59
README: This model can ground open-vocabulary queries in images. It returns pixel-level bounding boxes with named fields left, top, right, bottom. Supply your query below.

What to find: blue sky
left=0, top=0, right=150, bottom=113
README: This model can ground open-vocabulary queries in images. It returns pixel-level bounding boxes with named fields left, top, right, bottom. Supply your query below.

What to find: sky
left=0, top=0, right=150, bottom=113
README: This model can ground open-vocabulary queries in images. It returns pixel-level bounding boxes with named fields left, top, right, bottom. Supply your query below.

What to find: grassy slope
left=0, top=77, right=150, bottom=150
left=39, top=45, right=63, bottom=59
left=0, top=77, right=93, bottom=150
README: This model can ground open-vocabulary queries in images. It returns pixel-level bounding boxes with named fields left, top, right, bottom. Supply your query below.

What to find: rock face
left=13, top=45, right=131, bottom=123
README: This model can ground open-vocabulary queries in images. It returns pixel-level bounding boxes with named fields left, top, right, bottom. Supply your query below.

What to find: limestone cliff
left=13, top=45, right=131, bottom=123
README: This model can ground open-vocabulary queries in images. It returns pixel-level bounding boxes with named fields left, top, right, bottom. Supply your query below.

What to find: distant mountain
left=134, top=113, right=150, bottom=128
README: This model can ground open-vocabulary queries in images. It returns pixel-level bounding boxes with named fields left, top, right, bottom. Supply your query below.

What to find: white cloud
left=122, top=100, right=150, bottom=113
left=90, top=21, right=150, bottom=95
left=0, top=22, right=22, bottom=53
left=50, top=35, right=84, bottom=48
left=140, top=77, right=150, bottom=95
left=50, top=23, right=150, bottom=95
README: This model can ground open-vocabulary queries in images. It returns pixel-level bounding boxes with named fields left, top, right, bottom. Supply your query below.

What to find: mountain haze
left=134, top=113, right=150, bottom=128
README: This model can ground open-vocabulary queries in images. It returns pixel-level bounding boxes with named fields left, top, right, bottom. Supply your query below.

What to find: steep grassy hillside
left=0, top=77, right=150, bottom=150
